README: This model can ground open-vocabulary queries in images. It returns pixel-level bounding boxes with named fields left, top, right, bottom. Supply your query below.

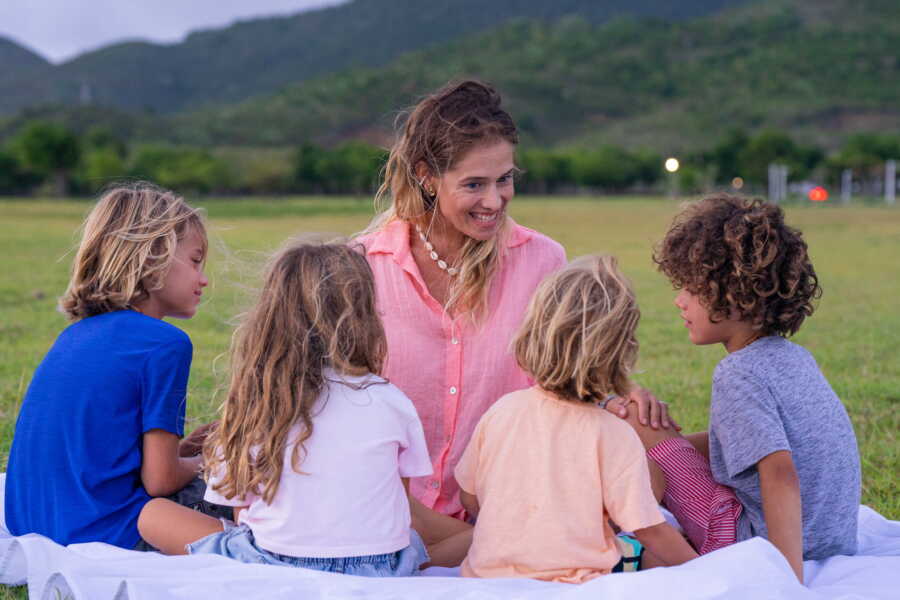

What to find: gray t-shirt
left=709, top=336, right=860, bottom=560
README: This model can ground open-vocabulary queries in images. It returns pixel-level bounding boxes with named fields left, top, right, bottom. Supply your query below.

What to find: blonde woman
left=138, top=242, right=436, bottom=576
left=5, top=183, right=217, bottom=549
left=357, top=80, right=674, bottom=562
left=454, top=256, right=698, bottom=583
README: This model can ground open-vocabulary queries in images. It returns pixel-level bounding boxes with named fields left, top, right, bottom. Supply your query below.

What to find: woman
left=357, top=80, right=673, bottom=564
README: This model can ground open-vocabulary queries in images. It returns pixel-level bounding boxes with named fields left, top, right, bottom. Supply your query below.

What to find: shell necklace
left=415, top=224, right=459, bottom=276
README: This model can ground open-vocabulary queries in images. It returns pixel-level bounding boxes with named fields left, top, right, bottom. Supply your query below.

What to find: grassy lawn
left=1, top=195, right=897, bottom=597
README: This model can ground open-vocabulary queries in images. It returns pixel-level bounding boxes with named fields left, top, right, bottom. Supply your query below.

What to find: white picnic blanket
left=2, top=473, right=899, bottom=599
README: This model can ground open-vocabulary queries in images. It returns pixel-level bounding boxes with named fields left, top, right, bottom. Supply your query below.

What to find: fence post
left=768, top=163, right=778, bottom=203
left=886, top=160, right=896, bottom=206
left=780, top=165, right=789, bottom=202
left=841, top=169, right=852, bottom=204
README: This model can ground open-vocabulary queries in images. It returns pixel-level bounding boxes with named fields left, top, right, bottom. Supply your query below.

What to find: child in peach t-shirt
left=454, top=256, right=697, bottom=584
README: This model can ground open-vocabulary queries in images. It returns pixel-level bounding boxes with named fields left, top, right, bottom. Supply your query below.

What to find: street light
left=664, top=157, right=680, bottom=199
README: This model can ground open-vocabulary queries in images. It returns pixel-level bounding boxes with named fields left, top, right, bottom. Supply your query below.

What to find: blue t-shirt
left=5, top=310, right=191, bottom=548
left=709, top=336, right=861, bottom=560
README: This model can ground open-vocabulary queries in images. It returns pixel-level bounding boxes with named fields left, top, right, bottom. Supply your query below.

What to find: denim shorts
left=187, top=522, right=429, bottom=577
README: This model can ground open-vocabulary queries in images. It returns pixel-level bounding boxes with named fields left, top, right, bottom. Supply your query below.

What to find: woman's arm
left=758, top=450, right=803, bottom=583
left=142, top=429, right=202, bottom=497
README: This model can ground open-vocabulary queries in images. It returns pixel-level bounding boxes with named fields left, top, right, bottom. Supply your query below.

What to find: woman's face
left=430, top=140, right=516, bottom=243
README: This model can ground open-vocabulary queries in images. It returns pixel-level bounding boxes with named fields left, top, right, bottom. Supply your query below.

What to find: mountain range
left=1, top=0, right=897, bottom=152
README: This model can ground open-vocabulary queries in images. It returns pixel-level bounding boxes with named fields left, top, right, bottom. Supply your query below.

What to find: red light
left=808, top=187, right=828, bottom=202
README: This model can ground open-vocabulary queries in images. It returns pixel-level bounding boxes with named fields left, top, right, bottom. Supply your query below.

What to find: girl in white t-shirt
left=138, top=241, right=434, bottom=576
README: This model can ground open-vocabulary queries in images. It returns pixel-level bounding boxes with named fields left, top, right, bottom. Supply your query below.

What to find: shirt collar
left=365, top=217, right=533, bottom=258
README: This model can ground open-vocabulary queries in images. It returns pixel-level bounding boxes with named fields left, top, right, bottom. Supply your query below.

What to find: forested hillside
left=0, top=0, right=748, bottom=115
left=168, top=0, right=900, bottom=151
left=1, top=0, right=897, bottom=197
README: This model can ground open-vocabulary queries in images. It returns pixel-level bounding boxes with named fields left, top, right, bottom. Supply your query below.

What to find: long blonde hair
left=60, top=182, right=206, bottom=321
left=368, top=79, right=518, bottom=316
left=514, top=255, right=640, bottom=403
left=204, top=241, right=387, bottom=504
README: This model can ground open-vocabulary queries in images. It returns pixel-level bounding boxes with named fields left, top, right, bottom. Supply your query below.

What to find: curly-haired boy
left=622, top=194, right=861, bottom=583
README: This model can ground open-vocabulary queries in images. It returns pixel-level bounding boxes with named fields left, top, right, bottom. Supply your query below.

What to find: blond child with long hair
left=453, top=256, right=698, bottom=584
left=138, top=241, right=434, bottom=576
left=5, top=183, right=221, bottom=550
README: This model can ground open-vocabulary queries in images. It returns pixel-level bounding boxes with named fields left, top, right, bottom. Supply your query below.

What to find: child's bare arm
left=684, top=431, right=710, bottom=460
left=459, top=489, right=480, bottom=520
left=142, top=429, right=202, bottom=497
left=179, top=421, right=218, bottom=457
left=407, top=482, right=473, bottom=568
left=758, top=450, right=803, bottom=583
left=632, top=521, right=698, bottom=566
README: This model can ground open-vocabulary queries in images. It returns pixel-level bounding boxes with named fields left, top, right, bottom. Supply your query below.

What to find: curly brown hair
left=654, top=194, right=821, bottom=336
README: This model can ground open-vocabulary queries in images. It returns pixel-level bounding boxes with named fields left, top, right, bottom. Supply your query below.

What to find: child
left=626, top=194, right=861, bottom=583
left=454, top=255, right=698, bottom=584
left=137, top=241, right=435, bottom=576
left=5, top=183, right=220, bottom=549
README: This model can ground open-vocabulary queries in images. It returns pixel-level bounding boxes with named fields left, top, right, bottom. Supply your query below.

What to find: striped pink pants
left=647, top=437, right=743, bottom=554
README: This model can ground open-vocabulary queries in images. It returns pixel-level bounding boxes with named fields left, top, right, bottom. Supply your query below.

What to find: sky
left=0, top=0, right=343, bottom=63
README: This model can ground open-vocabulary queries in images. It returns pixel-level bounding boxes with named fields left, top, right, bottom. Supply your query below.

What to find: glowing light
left=664, top=158, right=680, bottom=173
left=732, top=177, right=744, bottom=190
left=808, top=186, right=828, bottom=202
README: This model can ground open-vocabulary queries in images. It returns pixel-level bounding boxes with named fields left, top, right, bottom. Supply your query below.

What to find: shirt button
left=430, top=480, right=439, bottom=489
left=451, top=338, right=459, bottom=345
left=449, top=386, right=457, bottom=395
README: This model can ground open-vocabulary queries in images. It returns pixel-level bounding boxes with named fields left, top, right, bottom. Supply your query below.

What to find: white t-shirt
left=204, top=370, right=433, bottom=558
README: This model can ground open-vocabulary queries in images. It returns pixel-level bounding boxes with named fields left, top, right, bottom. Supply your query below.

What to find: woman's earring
left=420, top=179, right=437, bottom=209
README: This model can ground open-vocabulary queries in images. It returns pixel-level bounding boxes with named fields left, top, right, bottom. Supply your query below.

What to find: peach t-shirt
left=455, top=387, right=665, bottom=584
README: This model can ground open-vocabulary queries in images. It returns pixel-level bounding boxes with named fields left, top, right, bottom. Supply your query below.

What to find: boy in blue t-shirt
left=620, top=195, right=860, bottom=584
left=5, top=183, right=219, bottom=549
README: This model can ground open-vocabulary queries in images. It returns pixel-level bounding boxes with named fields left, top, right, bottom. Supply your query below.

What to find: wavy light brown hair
left=368, top=79, right=518, bottom=315
left=654, top=194, right=821, bottom=336
left=514, top=255, right=640, bottom=403
left=204, top=241, right=387, bottom=504
left=60, top=182, right=206, bottom=321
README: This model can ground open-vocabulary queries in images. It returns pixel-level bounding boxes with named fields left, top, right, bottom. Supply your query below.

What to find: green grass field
left=1, top=195, right=898, bottom=597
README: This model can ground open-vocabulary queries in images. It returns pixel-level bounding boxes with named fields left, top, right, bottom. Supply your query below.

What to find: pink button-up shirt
left=360, top=218, right=566, bottom=517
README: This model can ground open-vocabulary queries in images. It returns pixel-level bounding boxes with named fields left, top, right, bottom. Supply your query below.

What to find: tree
left=517, top=149, right=573, bottom=193
left=570, top=146, right=649, bottom=191
left=130, top=144, right=230, bottom=194
left=738, top=131, right=823, bottom=185
left=704, top=129, right=750, bottom=183
left=82, top=148, right=127, bottom=192
left=293, top=143, right=326, bottom=192
left=825, top=133, right=900, bottom=188
left=14, top=121, right=81, bottom=196
left=0, top=147, right=37, bottom=195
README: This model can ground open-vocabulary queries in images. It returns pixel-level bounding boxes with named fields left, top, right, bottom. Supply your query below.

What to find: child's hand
left=179, top=421, right=218, bottom=457
left=604, top=387, right=680, bottom=431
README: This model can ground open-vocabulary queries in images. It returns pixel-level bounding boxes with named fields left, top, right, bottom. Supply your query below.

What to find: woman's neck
left=415, top=217, right=465, bottom=263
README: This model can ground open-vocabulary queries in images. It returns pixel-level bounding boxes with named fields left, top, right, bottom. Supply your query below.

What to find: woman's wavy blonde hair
left=514, top=255, right=640, bottom=403
left=59, top=182, right=206, bottom=321
left=366, top=79, right=518, bottom=316
left=203, top=240, right=387, bottom=504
